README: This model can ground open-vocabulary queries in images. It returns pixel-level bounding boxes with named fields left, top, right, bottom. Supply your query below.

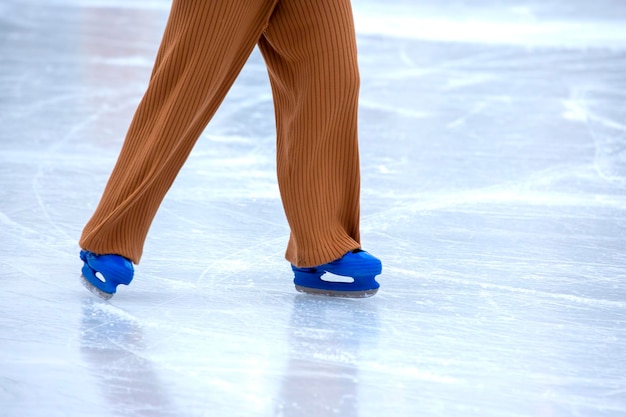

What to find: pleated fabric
left=79, top=0, right=362, bottom=268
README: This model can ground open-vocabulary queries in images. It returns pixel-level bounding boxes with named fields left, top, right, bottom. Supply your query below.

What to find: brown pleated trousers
left=80, top=0, right=362, bottom=268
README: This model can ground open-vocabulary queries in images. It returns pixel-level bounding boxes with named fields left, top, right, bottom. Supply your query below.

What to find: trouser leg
left=259, top=0, right=362, bottom=267
left=80, top=0, right=277, bottom=264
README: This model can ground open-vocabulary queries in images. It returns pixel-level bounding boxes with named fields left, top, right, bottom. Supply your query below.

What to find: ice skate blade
left=80, top=274, right=114, bottom=300
left=295, top=284, right=378, bottom=298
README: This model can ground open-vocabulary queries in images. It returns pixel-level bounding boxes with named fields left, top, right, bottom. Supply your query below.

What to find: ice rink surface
left=1, top=0, right=626, bottom=416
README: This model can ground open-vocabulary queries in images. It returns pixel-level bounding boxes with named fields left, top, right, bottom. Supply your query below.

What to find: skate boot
left=292, top=249, right=382, bottom=298
left=80, top=250, right=134, bottom=300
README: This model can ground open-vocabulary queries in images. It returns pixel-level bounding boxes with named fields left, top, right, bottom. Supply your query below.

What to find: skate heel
left=79, top=250, right=134, bottom=300
left=292, top=249, right=382, bottom=298
left=292, top=267, right=325, bottom=294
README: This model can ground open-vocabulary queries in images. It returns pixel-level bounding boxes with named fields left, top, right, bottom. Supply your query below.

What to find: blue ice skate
left=80, top=250, right=134, bottom=300
left=292, top=249, right=382, bottom=298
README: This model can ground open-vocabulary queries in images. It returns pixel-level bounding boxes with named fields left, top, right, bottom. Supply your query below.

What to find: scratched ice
left=1, top=0, right=626, bottom=416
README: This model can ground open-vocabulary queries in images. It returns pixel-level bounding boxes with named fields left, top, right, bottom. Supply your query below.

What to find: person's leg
left=80, top=0, right=277, bottom=265
left=259, top=0, right=362, bottom=268
left=259, top=0, right=381, bottom=296
left=79, top=0, right=277, bottom=298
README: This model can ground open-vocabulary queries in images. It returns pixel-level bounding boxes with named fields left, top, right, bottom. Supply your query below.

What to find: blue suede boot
left=80, top=250, right=134, bottom=300
left=292, top=249, right=382, bottom=297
